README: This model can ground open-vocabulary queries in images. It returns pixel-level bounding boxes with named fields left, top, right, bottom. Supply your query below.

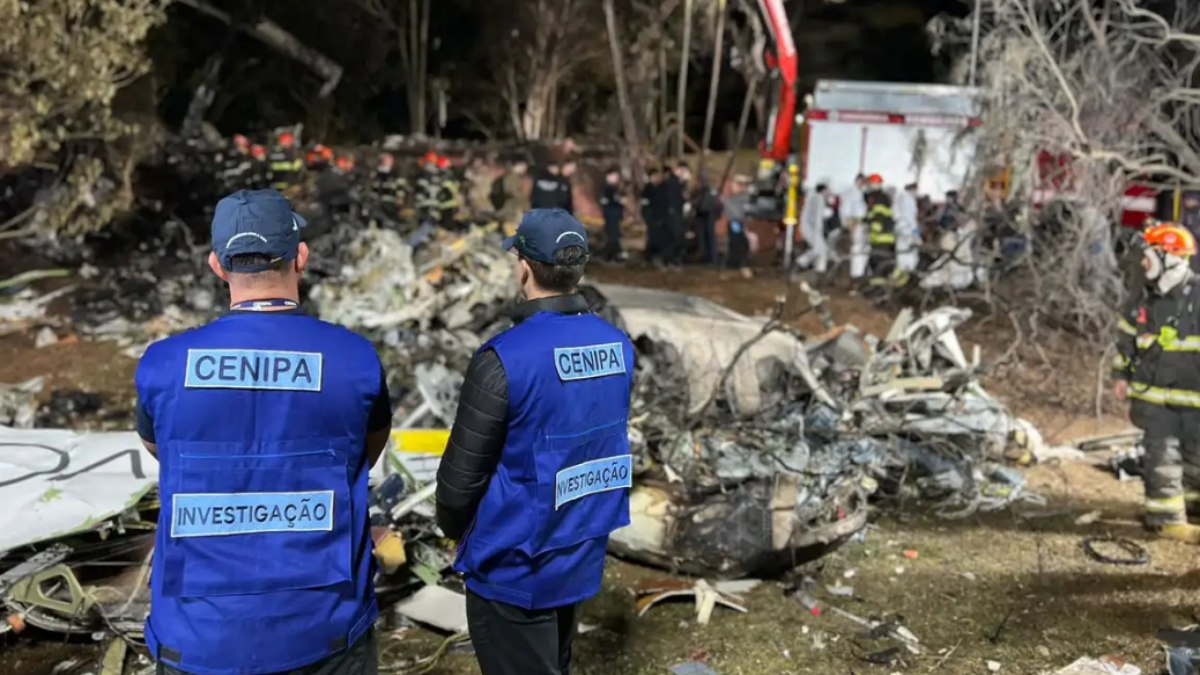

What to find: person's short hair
left=816, top=183, right=828, bottom=192
left=648, top=166, right=662, bottom=175
left=606, top=166, right=621, bottom=176
left=524, top=245, right=587, bottom=293
left=226, top=253, right=288, bottom=283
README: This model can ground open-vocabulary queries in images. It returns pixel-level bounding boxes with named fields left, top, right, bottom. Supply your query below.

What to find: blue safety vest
left=454, top=310, right=634, bottom=609
left=135, top=312, right=381, bottom=675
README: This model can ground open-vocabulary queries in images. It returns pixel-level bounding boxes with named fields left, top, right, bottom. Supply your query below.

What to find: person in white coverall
left=893, top=182, right=920, bottom=276
left=841, top=174, right=869, bottom=280
left=797, top=183, right=830, bottom=273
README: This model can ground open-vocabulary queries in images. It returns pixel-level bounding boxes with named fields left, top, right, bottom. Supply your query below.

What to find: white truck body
left=804, top=80, right=982, bottom=201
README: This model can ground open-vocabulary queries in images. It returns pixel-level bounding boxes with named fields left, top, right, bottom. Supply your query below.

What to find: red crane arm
left=757, top=0, right=798, bottom=162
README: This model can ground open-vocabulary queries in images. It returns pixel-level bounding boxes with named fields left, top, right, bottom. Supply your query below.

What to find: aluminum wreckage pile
left=0, top=223, right=1047, bottom=654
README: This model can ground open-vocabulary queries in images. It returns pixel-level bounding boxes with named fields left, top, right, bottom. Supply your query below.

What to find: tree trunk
left=181, top=53, right=224, bottom=138
left=676, top=0, right=694, bottom=159
left=178, top=0, right=343, bottom=97
left=658, top=34, right=669, bottom=142
left=418, top=0, right=430, bottom=132
left=604, top=0, right=644, bottom=186
left=700, top=0, right=727, bottom=161
left=720, top=74, right=760, bottom=193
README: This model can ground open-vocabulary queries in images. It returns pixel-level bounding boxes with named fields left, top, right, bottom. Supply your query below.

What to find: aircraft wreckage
left=0, top=226, right=1047, bottom=640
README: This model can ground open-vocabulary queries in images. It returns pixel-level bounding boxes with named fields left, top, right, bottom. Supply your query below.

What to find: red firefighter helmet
left=250, top=144, right=267, bottom=160
left=1144, top=223, right=1197, bottom=257
left=277, top=131, right=296, bottom=148
left=436, top=156, right=451, bottom=171
left=336, top=155, right=355, bottom=172
left=232, top=134, right=249, bottom=150
left=421, top=151, right=439, bottom=166
left=867, top=173, right=884, bottom=186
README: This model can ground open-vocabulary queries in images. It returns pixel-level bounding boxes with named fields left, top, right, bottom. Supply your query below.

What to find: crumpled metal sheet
left=0, top=377, right=43, bottom=429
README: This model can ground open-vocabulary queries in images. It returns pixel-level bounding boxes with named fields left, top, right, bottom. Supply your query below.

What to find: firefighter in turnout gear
left=248, top=144, right=270, bottom=190
left=218, top=134, right=252, bottom=191
left=436, top=156, right=462, bottom=228
left=268, top=131, right=303, bottom=192
left=863, top=174, right=897, bottom=297
left=1113, top=223, right=1200, bottom=541
left=415, top=152, right=442, bottom=225
left=370, top=153, right=399, bottom=221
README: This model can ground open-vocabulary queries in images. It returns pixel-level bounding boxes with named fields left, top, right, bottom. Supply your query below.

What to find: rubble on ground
left=0, top=212, right=1050, bottom=655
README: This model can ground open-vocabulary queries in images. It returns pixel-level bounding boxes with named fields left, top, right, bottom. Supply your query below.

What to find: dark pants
left=644, top=218, right=665, bottom=262
left=157, top=629, right=377, bottom=675
left=1132, top=401, right=1200, bottom=524
left=603, top=209, right=623, bottom=260
left=727, top=221, right=749, bottom=269
left=664, top=214, right=685, bottom=264
left=467, top=590, right=579, bottom=675
left=696, top=214, right=717, bottom=264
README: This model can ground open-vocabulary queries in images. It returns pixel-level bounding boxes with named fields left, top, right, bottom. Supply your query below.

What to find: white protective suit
left=893, top=187, right=920, bottom=273
left=796, top=189, right=829, bottom=273
left=840, top=184, right=868, bottom=279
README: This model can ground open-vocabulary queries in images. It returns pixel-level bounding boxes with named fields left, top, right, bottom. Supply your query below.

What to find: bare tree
left=352, top=0, right=430, bottom=136
left=179, top=0, right=344, bottom=98
left=676, top=0, right=695, bottom=159
left=605, top=0, right=645, bottom=184
left=927, top=0, right=1200, bottom=385
left=484, top=0, right=604, bottom=142
left=700, top=0, right=728, bottom=159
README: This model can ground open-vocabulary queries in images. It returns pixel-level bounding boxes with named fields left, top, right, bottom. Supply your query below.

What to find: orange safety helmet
left=250, top=144, right=267, bottom=160
left=278, top=131, right=296, bottom=148
left=1144, top=223, right=1197, bottom=257
left=867, top=173, right=884, bottom=186
left=336, top=155, right=355, bottom=172
left=421, top=150, right=439, bottom=166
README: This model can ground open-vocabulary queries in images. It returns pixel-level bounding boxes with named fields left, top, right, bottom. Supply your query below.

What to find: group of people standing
left=796, top=173, right=946, bottom=296
left=636, top=163, right=753, bottom=273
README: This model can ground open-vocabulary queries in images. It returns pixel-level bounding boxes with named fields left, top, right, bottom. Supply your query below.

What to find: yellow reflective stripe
left=1117, top=318, right=1138, bottom=336
left=1111, top=353, right=1130, bottom=369
left=1129, top=385, right=1200, bottom=408
left=1145, top=495, right=1186, bottom=513
left=1185, top=490, right=1200, bottom=502
left=1136, top=334, right=1200, bottom=351
left=1163, top=337, right=1200, bottom=352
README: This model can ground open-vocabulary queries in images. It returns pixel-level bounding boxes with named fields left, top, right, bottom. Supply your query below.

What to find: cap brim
left=502, top=236, right=517, bottom=251
left=292, top=212, right=307, bottom=230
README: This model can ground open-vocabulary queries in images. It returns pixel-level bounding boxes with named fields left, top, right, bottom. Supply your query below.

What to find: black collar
left=511, top=294, right=590, bottom=324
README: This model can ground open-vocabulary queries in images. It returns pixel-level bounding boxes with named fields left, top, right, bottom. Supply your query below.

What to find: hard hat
left=422, top=151, right=439, bottom=165
left=1144, top=223, right=1197, bottom=257
left=336, top=155, right=354, bottom=171
left=867, top=173, right=884, bottom=186
left=320, top=145, right=334, bottom=161
left=250, top=144, right=267, bottom=159
left=436, top=156, right=451, bottom=170
left=232, top=134, right=249, bottom=148
left=278, top=131, right=296, bottom=147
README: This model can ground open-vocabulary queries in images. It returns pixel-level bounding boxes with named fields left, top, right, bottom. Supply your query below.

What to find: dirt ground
left=2, top=263, right=1192, bottom=675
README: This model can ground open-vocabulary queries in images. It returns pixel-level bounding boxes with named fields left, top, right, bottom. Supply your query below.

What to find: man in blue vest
left=436, top=208, right=634, bottom=675
left=135, top=189, right=391, bottom=675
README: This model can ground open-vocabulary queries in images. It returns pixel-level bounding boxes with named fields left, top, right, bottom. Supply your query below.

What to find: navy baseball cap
left=212, top=189, right=307, bottom=273
left=503, top=208, right=589, bottom=265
